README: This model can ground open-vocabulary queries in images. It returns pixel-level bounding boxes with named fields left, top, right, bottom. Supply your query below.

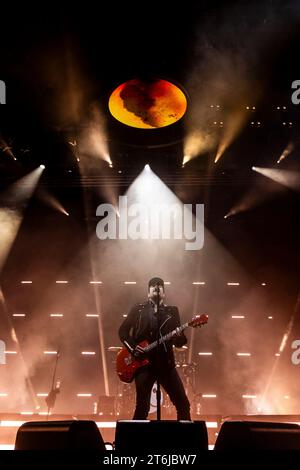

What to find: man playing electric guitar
left=118, top=277, right=203, bottom=420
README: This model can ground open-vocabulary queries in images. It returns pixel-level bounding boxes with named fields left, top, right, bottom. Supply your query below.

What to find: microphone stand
left=45, top=350, right=60, bottom=420
left=154, top=287, right=161, bottom=421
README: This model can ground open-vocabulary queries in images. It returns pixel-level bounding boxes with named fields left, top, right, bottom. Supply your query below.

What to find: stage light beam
left=183, top=130, right=215, bottom=165
left=0, top=166, right=45, bottom=273
left=277, top=142, right=294, bottom=164
left=214, top=109, right=248, bottom=163
left=252, top=167, right=300, bottom=192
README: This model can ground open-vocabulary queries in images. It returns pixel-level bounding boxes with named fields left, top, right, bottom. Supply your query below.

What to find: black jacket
left=118, top=301, right=187, bottom=371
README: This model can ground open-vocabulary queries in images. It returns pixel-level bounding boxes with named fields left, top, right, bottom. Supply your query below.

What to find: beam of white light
left=183, top=130, right=216, bottom=165
left=258, top=296, right=298, bottom=413
left=279, top=333, right=289, bottom=353
left=0, top=166, right=45, bottom=272
left=0, top=288, right=39, bottom=410
left=79, top=122, right=111, bottom=165
left=36, top=188, right=69, bottom=216
left=0, top=209, right=22, bottom=272
left=277, top=142, right=294, bottom=164
left=252, top=167, right=300, bottom=192
left=182, top=155, right=190, bottom=166
left=214, top=109, right=248, bottom=163
left=225, top=167, right=288, bottom=218
left=122, top=166, right=203, bottom=251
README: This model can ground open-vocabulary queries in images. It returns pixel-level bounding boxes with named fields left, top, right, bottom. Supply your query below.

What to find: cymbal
left=108, top=346, right=122, bottom=352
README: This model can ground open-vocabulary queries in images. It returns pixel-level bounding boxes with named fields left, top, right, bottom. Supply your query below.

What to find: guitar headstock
left=189, top=314, right=208, bottom=328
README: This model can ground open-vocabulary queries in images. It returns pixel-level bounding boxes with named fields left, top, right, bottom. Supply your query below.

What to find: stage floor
left=1, top=413, right=300, bottom=449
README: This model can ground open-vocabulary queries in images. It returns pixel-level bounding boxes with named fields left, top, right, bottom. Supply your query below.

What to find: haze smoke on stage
left=0, top=209, right=22, bottom=272
left=215, top=286, right=280, bottom=415
left=224, top=174, right=286, bottom=218
left=0, top=166, right=45, bottom=272
left=183, top=3, right=277, bottom=165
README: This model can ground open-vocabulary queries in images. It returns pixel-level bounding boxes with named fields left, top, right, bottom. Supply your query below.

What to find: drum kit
left=107, top=345, right=202, bottom=418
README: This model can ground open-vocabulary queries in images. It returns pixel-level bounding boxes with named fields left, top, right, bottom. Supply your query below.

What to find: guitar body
left=116, top=314, right=208, bottom=383
left=116, top=340, right=150, bottom=383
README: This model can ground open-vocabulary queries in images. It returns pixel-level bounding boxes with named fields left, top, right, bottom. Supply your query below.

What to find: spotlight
left=182, top=155, right=190, bottom=166
left=39, top=165, right=45, bottom=169
left=144, top=164, right=150, bottom=171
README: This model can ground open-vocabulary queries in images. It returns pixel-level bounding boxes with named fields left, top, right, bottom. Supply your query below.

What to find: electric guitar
left=116, top=314, right=208, bottom=383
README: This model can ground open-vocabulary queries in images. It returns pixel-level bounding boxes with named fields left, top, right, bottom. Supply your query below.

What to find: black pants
left=133, top=366, right=191, bottom=420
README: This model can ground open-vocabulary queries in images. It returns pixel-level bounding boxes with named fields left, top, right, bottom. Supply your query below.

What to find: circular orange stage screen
left=108, top=78, right=187, bottom=129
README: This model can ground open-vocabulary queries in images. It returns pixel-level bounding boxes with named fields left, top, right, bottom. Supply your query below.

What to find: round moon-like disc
left=108, top=78, right=187, bottom=129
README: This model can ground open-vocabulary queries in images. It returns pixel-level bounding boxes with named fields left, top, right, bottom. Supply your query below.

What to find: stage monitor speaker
left=114, top=420, right=208, bottom=453
left=15, top=420, right=106, bottom=450
left=214, top=420, right=300, bottom=450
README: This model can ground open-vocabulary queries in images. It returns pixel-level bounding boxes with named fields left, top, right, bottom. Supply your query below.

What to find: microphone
left=153, top=285, right=160, bottom=313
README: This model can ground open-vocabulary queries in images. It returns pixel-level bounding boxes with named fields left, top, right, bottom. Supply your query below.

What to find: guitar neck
left=144, top=322, right=189, bottom=353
